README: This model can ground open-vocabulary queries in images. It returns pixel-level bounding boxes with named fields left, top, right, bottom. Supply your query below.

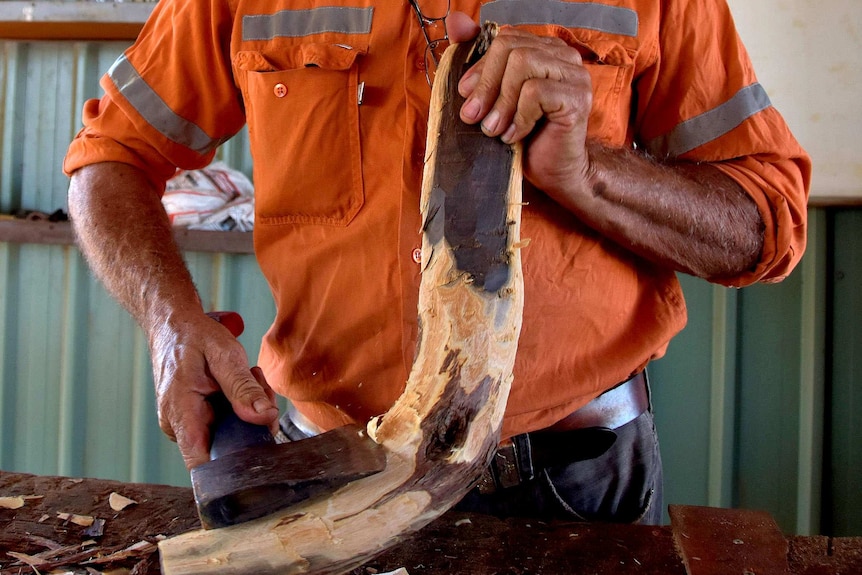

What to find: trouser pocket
left=543, top=409, right=664, bottom=525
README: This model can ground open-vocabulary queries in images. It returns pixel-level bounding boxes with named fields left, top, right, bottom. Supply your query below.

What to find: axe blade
left=191, top=424, right=386, bottom=529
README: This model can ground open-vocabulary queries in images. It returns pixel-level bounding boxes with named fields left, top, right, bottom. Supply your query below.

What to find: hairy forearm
left=68, top=162, right=203, bottom=334
left=69, top=162, right=279, bottom=466
left=553, top=144, right=765, bottom=281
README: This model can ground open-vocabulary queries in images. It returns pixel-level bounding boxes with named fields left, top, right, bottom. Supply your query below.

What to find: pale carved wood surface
left=158, top=28, right=525, bottom=575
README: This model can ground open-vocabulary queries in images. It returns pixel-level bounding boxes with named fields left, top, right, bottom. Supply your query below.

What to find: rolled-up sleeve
left=64, top=0, right=245, bottom=194
left=713, top=152, right=810, bottom=286
left=634, top=0, right=811, bottom=287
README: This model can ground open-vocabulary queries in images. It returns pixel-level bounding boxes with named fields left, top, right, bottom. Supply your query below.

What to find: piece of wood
left=0, top=1, right=152, bottom=40
left=352, top=512, right=686, bottom=575
left=670, top=504, right=790, bottom=575
left=158, top=25, right=524, bottom=575
left=4, top=472, right=862, bottom=574
left=786, top=535, right=862, bottom=575
left=807, top=196, right=862, bottom=208
left=0, top=220, right=254, bottom=254
left=0, top=21, right=145, bottom=40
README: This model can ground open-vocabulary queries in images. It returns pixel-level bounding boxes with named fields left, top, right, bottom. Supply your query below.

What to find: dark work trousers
left=455, top=408, right=664, bottom=525
left=280, top=394, right=664, bottom=526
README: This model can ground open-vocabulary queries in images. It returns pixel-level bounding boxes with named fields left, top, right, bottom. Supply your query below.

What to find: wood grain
left=158, top=26, right=524, bottom=575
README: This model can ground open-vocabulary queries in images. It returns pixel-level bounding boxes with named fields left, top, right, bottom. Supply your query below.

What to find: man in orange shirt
left=65, top=0, right=809, bottom=525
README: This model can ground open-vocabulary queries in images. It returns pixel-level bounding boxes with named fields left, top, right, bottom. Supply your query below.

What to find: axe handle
left=205, top=311, right=276, bottom=459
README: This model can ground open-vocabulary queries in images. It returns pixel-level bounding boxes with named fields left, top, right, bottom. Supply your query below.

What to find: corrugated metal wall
left=1, top=39, right=860, bottom=537
left=651, top=210, right=832, bottom=534
left=826, top=209, right=862, bottom=537
left=0, top=39, right=267, bottom=490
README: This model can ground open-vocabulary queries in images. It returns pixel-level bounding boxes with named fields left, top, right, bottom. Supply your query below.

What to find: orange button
left=412, top=248, right=423, bottom=264
left=273, top=83, right=287, bottom=98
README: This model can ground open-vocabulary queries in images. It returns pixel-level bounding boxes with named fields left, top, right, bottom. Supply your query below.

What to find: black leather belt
left=476, top=371, right=649, bottom=494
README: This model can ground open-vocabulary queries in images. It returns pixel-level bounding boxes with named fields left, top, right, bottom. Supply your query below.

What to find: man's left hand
left=448, top=16, right=594, bottom=201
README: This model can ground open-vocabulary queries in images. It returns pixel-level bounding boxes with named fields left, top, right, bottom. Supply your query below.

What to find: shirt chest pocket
left=583, top=67, right=632, bottom=146
left=572, top=37, right=636, bottom=146
left=234, top=44, right=365, bottom=226
left=479, top=16, right=638, bottom=146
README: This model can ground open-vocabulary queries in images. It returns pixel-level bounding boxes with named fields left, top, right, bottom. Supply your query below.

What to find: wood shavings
left=85, top=568, right=131, bottom=575
left=6, top=539, right=98, bottom=568
left=83, top=540, right=157, bottom=566
left=6, top=550, right=45, bottom=569
left=3, top=538, right=153, bottom=574
left=27, top=535, right=66, bottom=551
left=108, top=492, right=137, bottom=511
left=57, top=512, right=96, bottom=527
left=0, top=495, right=25, bottom=509
left=0, top=494, right=41, bottom=509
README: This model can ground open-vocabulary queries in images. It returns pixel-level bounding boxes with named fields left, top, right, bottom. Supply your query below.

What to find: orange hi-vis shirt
left=65, top=0, right=810, bottom=439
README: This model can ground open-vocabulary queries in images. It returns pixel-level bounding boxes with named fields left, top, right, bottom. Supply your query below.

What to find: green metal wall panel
left=651, top=211, right=828, bottom=534
left=650, top=277, right=739, bottom=515
left=2, top=41, right=120, bottom=214
left=735, top=210, right=827, bottom=535
left=0, top=38, right=258, bottom=487
left=0, top=241, right=274, bottom=485
left=828, top=208, right=862, bottom=536
left=737, top=277, right=805, bottom=527
left=1, top=39, right=860, bottom=538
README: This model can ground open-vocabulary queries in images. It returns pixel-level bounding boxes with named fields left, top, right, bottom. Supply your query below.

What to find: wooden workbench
left=1, top=470, right=859, bottom=574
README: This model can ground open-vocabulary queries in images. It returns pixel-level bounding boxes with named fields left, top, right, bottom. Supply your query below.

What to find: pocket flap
left=235, top=43, right=364, bottom=73
left=515, top=24, right=634, bottom=67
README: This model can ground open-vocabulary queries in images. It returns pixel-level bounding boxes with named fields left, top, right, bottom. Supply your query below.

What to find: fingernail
left=458, top=72, right=479, bottom=97
left=501, top=123, right=517, bottom=144
left=462, top=98, right=481, bottom=122
left=482, top=109, right=501, bottom=135
left=253, top=398, right=273, bottom=414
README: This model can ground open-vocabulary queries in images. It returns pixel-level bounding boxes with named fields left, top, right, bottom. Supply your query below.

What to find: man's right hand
left=149, top=311, right=279, bottom=469
left=68, top=162, right=278, bottom=470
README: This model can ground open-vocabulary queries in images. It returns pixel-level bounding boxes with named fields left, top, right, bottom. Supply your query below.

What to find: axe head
left=191, top=424, right=386, bottom=529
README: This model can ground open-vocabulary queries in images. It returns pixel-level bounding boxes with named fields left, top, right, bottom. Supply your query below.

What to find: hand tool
left=160, top=26, right=522, bottom=573
left=189, top=311, right=386, bottom=529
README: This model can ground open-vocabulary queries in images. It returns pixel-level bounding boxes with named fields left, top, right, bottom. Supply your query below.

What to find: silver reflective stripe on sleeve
left=243, top=6, right=374, bottom=41
left=480, top=0, right=638, bottom=37
left=107, top=55, right=220, bottom=156
left=646, top=83, right=772, bottom=158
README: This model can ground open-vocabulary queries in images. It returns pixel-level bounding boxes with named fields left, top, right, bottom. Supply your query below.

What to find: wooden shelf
left=0, top=1, right=154, bottom=41
left=1, top=198, right=857, bottom=254
left=0, top=219, right=254, bottom=254
left=808, top=195, right=862, bottom=208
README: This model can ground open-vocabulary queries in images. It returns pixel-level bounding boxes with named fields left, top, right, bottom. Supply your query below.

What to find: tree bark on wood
left=159, top=25, right=524, bottom=575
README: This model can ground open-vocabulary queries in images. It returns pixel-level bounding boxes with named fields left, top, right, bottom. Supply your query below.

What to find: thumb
left=205, top=310, right=278, bottom=425
left=446, top=11, right=480, bottom=44
left=221, top=365, right=279, bottom=426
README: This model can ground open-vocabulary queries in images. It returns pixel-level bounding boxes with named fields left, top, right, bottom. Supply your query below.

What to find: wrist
left=143, top=294, right=205, bottom=344
left=541, top=140, right=607, bottom=216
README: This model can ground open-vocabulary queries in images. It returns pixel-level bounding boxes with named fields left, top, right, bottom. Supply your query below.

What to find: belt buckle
left=476, top=440, right=519, bottom=494
left=493, top=439, right=521, bottom=490
left=476, top=436, right=534, bottom=494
